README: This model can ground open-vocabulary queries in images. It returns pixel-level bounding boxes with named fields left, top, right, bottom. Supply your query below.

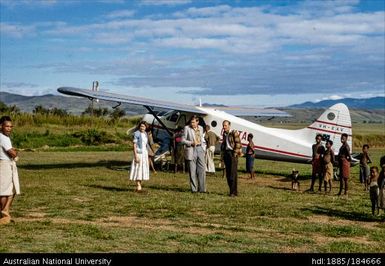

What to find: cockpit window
left=167, top=111, right=180, bottom=122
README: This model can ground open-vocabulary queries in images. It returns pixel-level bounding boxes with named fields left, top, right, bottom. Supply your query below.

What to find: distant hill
left=0, top=91, right=147, bottom=115
left=288, top=97, right=384, bottom=109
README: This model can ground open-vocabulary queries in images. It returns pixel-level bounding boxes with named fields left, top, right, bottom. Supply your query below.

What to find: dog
left=291, top=169, right=300, bottom=191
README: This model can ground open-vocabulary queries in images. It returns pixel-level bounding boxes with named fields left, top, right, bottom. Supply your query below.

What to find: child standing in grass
left=322, top=140, right=335, bottom=193
left=368, top=166, right=379, bottom=216
left=358, top=144, right=372, bottom=190
left=129, top=121, right=150, bottom=192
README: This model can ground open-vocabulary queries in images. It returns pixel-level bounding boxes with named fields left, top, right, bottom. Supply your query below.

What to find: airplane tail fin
left=305, top=103, right=352, bottom=153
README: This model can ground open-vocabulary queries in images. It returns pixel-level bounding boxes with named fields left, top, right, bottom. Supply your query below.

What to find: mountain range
left=288, top=96, right=384, bottom=109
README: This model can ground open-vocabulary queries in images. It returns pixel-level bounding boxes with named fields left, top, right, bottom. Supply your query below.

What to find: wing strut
left=113, top=102, right=121, bottom=109
left=143, top=106, right=174, bottom=137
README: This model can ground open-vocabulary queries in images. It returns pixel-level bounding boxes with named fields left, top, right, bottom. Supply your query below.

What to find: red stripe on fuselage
left=245, top=143, right=310, bottom=159
left=220, top=138, right=310, bottom=159
left=154, top=126, right=309, bottom=159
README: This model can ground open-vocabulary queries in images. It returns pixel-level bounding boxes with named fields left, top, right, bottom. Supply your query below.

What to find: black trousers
left=223, top=150, right=238, bottom=196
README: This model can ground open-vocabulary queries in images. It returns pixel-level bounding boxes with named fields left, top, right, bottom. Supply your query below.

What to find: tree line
left=0, top=101, right=126, bottom=119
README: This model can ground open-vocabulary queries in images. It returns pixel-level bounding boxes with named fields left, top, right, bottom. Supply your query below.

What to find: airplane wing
left=57, top=87, right=290, bottom=117
left=57, top=87, right=206, bottom=114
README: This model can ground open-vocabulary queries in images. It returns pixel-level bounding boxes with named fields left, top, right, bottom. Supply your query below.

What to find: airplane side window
left=169, top=112, right=180, bottom=122
left=322, top=134, right=331, bottom=141
left=211, top=121, right=217, bottom=128
left=177, top=114, right=186, bottom=128
left=327, top=112, right=335, bottom=121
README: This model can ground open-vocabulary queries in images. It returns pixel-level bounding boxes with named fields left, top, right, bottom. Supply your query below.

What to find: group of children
left=310, top=133, right=385, bottom=217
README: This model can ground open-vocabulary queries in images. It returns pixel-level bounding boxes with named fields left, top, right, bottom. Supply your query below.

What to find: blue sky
left=1, top=0, right=384, bottom=107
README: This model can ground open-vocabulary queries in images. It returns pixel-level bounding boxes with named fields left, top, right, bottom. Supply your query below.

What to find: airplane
left=57, top=86, right=358, bottom=166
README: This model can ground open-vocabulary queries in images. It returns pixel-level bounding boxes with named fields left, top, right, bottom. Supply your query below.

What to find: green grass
left=1, top=148, right=384, bottom=253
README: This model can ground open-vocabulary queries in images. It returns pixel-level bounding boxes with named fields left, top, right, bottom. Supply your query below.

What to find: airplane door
left=177, top=114, right=187, bottom=128
left=198, top=117, right=206, bottom=128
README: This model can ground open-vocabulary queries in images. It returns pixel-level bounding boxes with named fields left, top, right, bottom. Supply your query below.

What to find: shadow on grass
left=86, top=184, right=130, bottom=192
left=255, top=170, right=311, bottom=180
left=86, top=183, right=199, bottom=194
left=144, top=184, right=227, bottom=196
left=18, top=160, right=129, bottom=170
left=266, top=185, right=293, bottom=191
left=302, top=206, right=381, bottom=222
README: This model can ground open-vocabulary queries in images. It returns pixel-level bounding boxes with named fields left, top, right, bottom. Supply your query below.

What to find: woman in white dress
left=129, top=121, right=150, bottom=192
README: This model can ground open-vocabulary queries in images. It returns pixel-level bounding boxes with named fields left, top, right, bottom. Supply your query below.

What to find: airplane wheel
left=334, top=171, right=340, bottom=181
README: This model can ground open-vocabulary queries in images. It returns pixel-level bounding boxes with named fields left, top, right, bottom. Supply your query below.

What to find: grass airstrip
left=1, top=148, right=384, bottom=253
left=0, top=112, right=384, bottom=253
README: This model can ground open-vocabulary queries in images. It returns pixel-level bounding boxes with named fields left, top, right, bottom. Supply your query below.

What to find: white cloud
left=140, top=0, right=191, bottom=6
left=1, top=82, right=38, bottom=89
left=328, top=95, right=344, bottom=100
left=176, top=5, right=232, bottom=17
left=292, top=0, right=360, bottom=17
left=0, top=0, right=57, bottom=7
left=0, top=23, right=36, bottom=38
left=1, top=1, right=384, bottom=100
left=106, top=9, right=135, bottom=19
left=35, top=5, right=383, bottom=55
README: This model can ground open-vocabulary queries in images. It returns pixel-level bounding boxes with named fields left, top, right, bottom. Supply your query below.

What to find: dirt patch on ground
left=312, top=234, right=373, bottom=246
left=24, top=211, right=47, bottom=219
left=16, top=214, right=283, bottom=238
left=100, top=216, right=282, bottom=236
left=307, top=214, right=380, bottom=230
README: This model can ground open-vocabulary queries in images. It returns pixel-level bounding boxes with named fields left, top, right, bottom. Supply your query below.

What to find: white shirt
left=0, top=132, right=12, bottom=161
left=225, top=133, right=233, bottom=151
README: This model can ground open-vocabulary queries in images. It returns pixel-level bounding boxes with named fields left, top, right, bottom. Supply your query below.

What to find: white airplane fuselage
left=143, top=103, right=354, bottom=164
left=56, top=87, right=355, bottom=165
left=199, top=107, right=312, bottom=163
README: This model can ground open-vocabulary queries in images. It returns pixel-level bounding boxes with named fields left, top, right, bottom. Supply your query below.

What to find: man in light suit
left=182, top=115, right=206, bottom=193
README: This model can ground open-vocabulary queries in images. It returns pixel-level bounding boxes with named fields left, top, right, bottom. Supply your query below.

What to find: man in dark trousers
left=221, top=120, right=242, bottom=197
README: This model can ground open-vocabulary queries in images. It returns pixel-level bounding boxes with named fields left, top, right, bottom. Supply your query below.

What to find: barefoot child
left=359, top=144, right=372, bottom=190
left=369, top=166, right=380, bottom=216
left=323, top=140, right=335, bottom=193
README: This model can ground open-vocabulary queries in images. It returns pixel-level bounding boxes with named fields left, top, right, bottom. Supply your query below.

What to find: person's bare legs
left=136, top=180, right=142, bottom=191
left=149, top=157, right=157, bottom=174
left=0, top=196, right=7, bottom=213
left=0, top=195, right=14, bottom=224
